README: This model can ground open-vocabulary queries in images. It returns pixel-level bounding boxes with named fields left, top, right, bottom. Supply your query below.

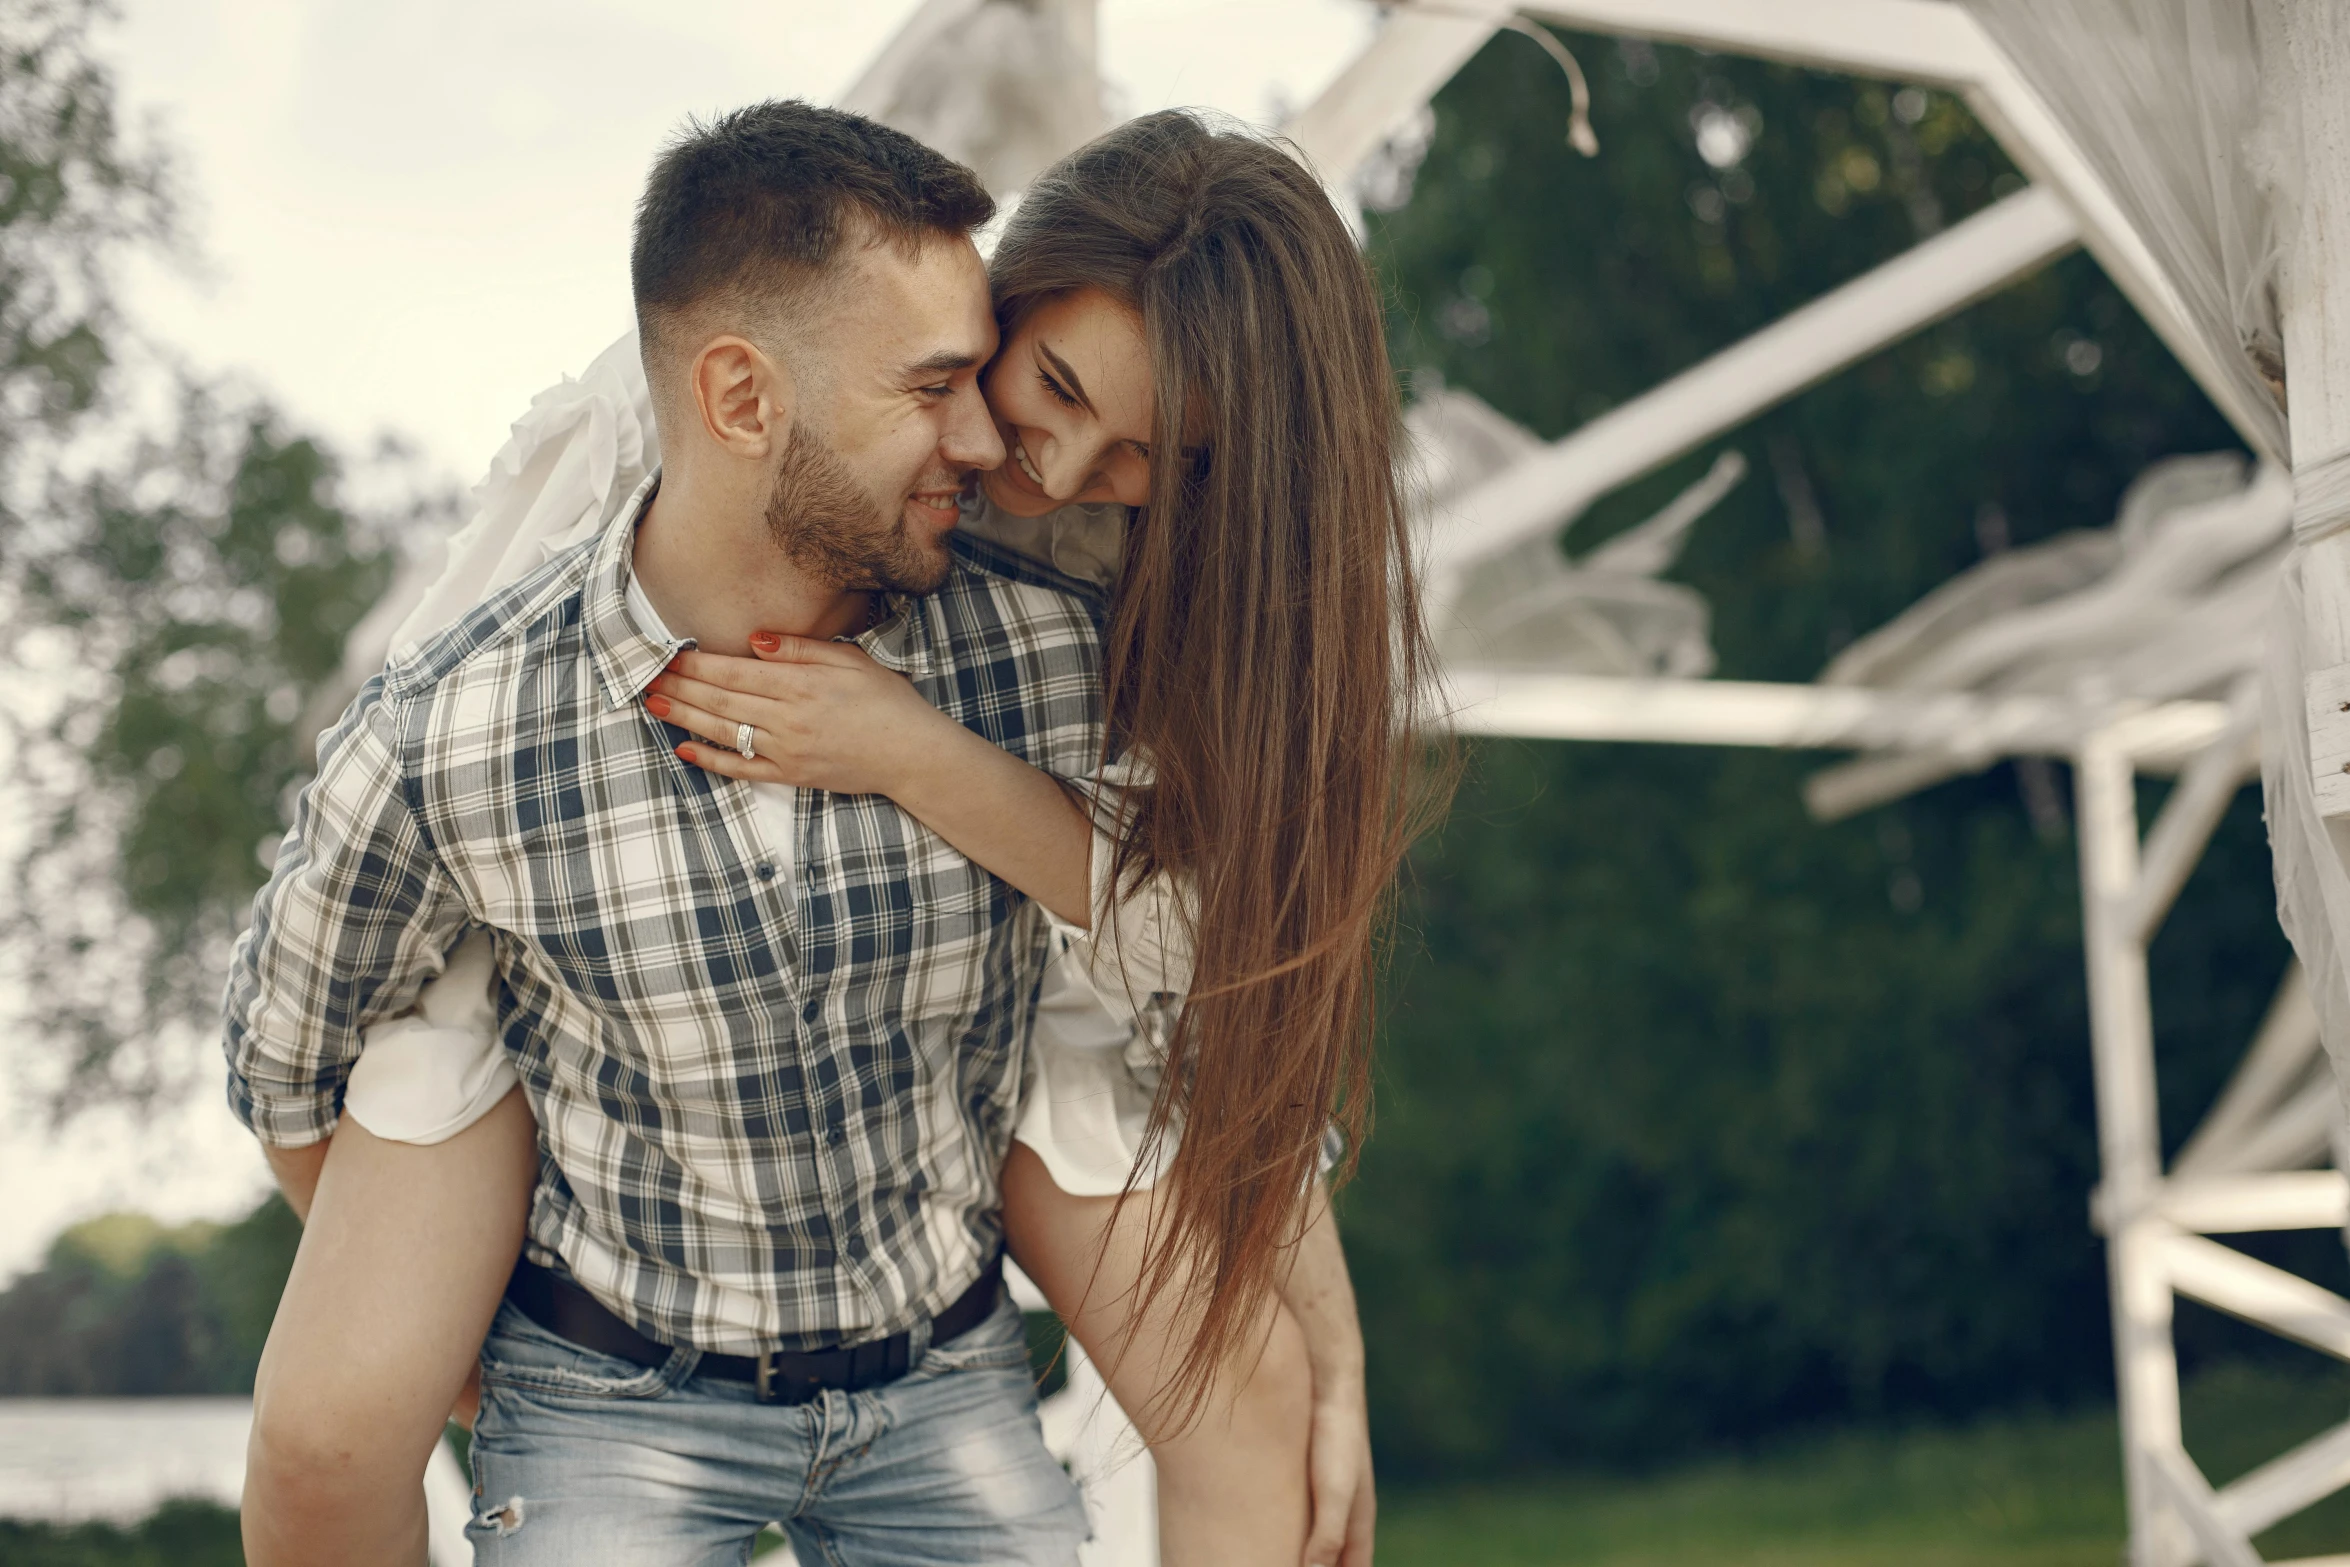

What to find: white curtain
left=1963, top=0, right=2286, bottom=458
left=1960, top=1, right=2350, bottom=1105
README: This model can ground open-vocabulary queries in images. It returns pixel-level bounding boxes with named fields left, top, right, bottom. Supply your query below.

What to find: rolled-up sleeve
left=223, top=675, right=468, bottom=1147
left=1048, top=756, right=1196, bottom=1013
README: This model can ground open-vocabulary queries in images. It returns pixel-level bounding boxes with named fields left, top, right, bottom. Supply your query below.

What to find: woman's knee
left=1227, top=1301, right=1313, bottom=1440
left=242, top=1404, right=431, bottom=1567
left=245, top=1377, right=392, bottom=1500
left=1147, top=1299, right=1311, bottom=1464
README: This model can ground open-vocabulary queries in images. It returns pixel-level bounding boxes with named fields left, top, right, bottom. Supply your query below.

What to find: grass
left=4, top=1362, right=2342, bottom=1564
left=0, top=1500, right=244, bottom=1567
left=1377, top=1360, right=2350, bottom=1567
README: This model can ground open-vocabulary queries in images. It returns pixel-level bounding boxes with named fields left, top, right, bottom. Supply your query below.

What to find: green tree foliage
left=0, top=1200, right=298, bottom=1394
left=0, top=0, right=168, bottom=462
left=0, top=1, right=424, bottom=1111
left=1345, top=31, right=2302, bottom=1473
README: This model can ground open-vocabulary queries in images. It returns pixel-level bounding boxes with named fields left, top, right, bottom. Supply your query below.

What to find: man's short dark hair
left=631, top=100, right=994, bottom=368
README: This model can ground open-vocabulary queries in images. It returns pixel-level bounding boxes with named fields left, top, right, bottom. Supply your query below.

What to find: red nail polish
left=645, top=694, right=671, bottom=719
left=677, top=744, right=697, bottom=763
left=750, top=631, right=781, bottom=653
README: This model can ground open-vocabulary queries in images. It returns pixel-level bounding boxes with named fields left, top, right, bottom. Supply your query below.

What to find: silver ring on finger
left=735, top=721, right=757, bottom=761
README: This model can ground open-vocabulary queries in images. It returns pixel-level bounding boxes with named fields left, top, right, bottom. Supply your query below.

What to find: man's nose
left=942, top=383, right=1005, bottom=471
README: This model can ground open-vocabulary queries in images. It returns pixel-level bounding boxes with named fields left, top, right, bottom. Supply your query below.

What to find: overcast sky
left=106, top=0, right=1376, bottom=482
left=1, top=0, right=1382, bottom=1283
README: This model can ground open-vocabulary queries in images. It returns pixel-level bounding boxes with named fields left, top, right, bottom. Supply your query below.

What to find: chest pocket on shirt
left=799, top=798, right=1006, bottom=1025
left=461, top=726, right=752, bottom=1015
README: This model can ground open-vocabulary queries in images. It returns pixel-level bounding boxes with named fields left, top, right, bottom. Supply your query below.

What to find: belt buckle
left=753, top=1352, right=816, bottom=1405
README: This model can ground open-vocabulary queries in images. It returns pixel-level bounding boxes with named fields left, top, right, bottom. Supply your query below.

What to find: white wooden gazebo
left=1296, top=10, right=2348, bottom=1567
left=1284, top=11, right=2347, bottom=1567
left=1056, top=5, right=2342, bottom=1565
left=400, top=6, right=2350, bottom=1564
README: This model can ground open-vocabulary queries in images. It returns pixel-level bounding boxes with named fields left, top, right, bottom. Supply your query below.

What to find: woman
left=246, top=109, right=1441, bottom=1567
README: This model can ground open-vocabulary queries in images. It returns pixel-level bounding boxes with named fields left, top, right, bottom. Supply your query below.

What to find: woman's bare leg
left=1001, top=1140, right=1312, bottom=1566
left=243, top=1088, right=538, bottom=1567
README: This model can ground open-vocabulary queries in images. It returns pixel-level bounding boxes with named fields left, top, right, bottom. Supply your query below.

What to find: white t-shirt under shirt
left=342, top=502, right=1191, bottom=1196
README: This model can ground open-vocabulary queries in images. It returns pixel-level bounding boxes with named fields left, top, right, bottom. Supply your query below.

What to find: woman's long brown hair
left=990, top=110, right=1452, bottom=1417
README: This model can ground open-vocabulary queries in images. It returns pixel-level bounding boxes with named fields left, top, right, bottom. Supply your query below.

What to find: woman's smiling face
left=979, top=288, right=1156, bottom=517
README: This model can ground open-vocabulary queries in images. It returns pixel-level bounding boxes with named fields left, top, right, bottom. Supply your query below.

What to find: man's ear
left=689, top=335, right=793, bottom=459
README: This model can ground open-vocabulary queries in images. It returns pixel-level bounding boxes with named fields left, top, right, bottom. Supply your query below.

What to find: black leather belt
left=504, top=1255, right=1004, bottom=1404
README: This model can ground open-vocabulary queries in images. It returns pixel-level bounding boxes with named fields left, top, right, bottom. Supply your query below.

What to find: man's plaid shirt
left=225, top=482, right=1105, bottom=1353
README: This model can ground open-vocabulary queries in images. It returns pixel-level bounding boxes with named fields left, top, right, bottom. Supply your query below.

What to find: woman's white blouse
left=339, top=331, right=1192, bottom=1197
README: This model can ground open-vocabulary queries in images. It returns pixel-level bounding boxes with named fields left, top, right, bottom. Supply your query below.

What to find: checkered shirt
left=224, top=481, right=1105, bottom=1353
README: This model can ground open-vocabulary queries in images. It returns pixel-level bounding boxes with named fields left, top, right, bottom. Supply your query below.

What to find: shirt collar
left=851, top=586, right=929, bottom=679
left=583, top=470, right=681, bottom=710
left=583, top=467, right=940, bottom=706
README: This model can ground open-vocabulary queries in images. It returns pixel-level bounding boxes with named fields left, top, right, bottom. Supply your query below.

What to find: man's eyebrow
left=1037, top=341, right=1095, bottom=414
left=904, top=348, right=982, bottom=379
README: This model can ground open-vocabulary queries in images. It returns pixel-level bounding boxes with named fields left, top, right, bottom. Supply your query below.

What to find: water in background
left=0, top=1398, right=248, bottom=1522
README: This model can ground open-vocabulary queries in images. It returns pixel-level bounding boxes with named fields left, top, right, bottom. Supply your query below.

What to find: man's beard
left=763, top=420, right=952, bottom=595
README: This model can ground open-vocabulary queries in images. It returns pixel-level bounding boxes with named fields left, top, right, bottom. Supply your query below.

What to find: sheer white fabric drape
left=1961, top=1, right=2350, bottom=1107
left=1964, top=0, right=2287, bottom=457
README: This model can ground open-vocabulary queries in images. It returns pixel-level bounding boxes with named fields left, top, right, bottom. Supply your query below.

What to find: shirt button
left=827, top=1125, right=847, bottom=1147
left=756, top=863, right=776, bottom=880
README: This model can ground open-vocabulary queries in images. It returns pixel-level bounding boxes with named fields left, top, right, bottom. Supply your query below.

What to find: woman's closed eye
left=1037, top=366, right=1081, bottom=409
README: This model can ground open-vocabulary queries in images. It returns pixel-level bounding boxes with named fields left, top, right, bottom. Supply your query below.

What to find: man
left=225, top=101, right=1096, bottom=1564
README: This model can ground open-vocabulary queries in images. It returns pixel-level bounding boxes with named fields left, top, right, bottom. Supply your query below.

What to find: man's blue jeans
left=464, top=1291, right=1089, bottom=1565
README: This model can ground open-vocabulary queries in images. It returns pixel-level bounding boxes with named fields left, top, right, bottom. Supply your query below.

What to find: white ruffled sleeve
left=344, top=331, right=657, bottom=1147
left=389, top=331, right=659, bottom=654
left=1007, top=757, right=1198, bottom=1197
left=1048, top=756, right=1196, bottom=1008
left=342, top=929, right=514, bottom=1144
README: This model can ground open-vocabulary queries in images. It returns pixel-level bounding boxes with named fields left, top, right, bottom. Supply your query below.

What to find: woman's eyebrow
left=1037, top=341, right=1096, bottom=414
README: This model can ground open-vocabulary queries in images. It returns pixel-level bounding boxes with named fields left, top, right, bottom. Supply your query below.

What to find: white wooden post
left=2279, top=8, right=2350, bottom=827
left=2076, top=730, right=2188, bottom=1567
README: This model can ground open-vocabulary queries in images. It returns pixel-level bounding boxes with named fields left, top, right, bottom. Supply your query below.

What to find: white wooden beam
left=2175, top=967, right=2323, bottom=1179
left=2079, top=733, right=2165, bottom=1219
left=1424, top=186, right=2077, bottom=602
left=2125, top=689, right=2262, bottom=946
left=1446, top=669, right=2039, bottom=751
left=2095, top=704, right=2244, bottom=770
left=2217, top=1417, right=2350, bottom=1546
left=2215, top=1079, right=2344, bottom=1180
left=2150, top=1172, right=2350, bottom=1235
left=1802, top=690, right=2240, bottom=819
left=1518, top=0, right=2277, bottom=457
left=2145, top=1445, right=2264, bottom=1567
left=2111, top=1218, right=2189, bottom=1567
left=1443, top=667, right=2228, bottom=765
left=2163, top=1230, right=2350, bottom=1363
left=2278, top=8, right=2350, bottom=843
left=1804, top=750, right=1985, bottom=823
left=1285, top=2, right=1510, bottom=185
left=1295, top=0, right=2272, bottom=526
left=1521, top=0, right=1993, bottom=85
